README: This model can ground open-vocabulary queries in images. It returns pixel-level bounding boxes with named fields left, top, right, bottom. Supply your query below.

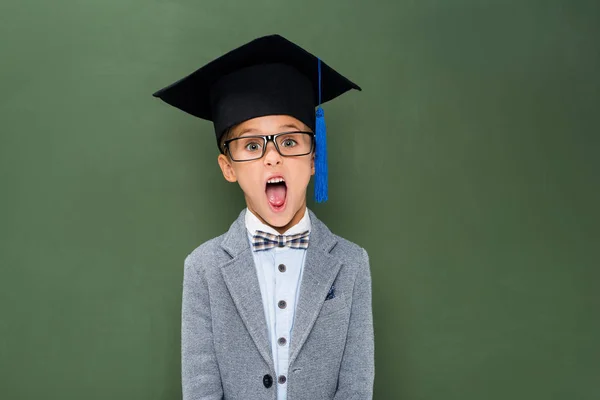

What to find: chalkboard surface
left=1, top=1, right=598, bottom=399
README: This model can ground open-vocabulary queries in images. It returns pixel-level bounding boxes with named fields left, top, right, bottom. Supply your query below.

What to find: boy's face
left=217, top=115, right=315, bottom=233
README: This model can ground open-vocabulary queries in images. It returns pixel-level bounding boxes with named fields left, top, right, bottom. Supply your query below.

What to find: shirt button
left=278, top=375, right=287, bottom=384
left=277, top=337, right=287, bottom=346
left=278, top=264, right=286, bottom=272
left=263, top=374, right=273, bottom=388
left=278, top=300, right=287, bottom=309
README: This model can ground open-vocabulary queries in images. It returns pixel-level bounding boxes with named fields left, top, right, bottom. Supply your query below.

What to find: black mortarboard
left=152, top=34, right=361, bottom=202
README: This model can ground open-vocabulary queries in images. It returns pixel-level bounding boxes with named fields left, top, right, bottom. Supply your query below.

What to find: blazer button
left=278, top=264, right=286, bottom=272
left=278, top=375, right=287, bottom=384
left=278, top=300, right=287, bottom=309
left=263, top=374, right=273, bottom=388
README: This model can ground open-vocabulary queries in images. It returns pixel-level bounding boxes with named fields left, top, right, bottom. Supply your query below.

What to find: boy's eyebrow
left=237, top=128, right=260, bottom=137
left=279, top=123, right=303, bottom=131
left=236, top=123, right=305, bottom=137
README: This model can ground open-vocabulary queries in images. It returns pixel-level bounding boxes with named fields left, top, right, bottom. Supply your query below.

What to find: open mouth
left=266, top=176, right=287, bottom=212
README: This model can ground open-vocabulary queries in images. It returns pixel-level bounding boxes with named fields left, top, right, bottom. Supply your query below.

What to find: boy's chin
left=261, top=210, right=295, bottom=228
left=254, top=202, right=303, bottom=231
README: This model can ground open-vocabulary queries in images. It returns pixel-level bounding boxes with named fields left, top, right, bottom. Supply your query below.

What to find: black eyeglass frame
left=222, top=131, right=315, bottom=162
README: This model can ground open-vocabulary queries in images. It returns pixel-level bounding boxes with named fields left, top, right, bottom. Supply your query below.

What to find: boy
left=154, top=34, right=374, bottom=400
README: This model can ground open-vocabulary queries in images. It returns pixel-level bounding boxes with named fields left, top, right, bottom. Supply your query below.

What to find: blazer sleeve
left=181, top=255, right=224, bottom=400
left=333, top=248, right=375, bottom=400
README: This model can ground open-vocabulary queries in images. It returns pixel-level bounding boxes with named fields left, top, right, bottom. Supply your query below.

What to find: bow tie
left=252, top=230, right=310, bottom=252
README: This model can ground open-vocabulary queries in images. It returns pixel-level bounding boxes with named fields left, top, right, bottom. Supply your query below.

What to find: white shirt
left=245, top=208, right=311, bottom=400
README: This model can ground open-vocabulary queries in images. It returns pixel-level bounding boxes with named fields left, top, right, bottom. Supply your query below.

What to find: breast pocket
left=318, top=293, right=348, bottom=317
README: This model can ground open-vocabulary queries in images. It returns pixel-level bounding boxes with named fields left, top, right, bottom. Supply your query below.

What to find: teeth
left=267, top=177, right=285, bottom=184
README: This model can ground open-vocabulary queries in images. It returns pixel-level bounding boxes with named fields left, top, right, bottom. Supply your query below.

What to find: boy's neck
left=248, top=205, right=307, bottom=234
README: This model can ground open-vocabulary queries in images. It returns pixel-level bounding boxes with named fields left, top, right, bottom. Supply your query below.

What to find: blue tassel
left=314, top=57, right=328, bottom=203
left=314, top=106, right=328, bottom=203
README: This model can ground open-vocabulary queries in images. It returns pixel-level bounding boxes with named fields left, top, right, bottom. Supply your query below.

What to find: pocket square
left=325, top=284, right=336, bottom=301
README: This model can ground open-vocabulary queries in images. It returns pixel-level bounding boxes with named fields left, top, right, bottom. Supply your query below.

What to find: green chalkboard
left=1, top=1, right=598, bottom=399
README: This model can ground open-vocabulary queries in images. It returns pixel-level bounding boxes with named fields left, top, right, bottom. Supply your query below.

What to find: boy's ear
left=311, top=152, right=316, bottom=176
left=218, top=154, right=237, bottom=182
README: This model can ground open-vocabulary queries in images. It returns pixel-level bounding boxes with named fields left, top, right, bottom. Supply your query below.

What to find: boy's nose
left=264, top=141, right=282, bottom=166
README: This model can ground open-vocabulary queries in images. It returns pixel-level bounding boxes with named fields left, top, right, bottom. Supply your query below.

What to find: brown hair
left=218, top=126, right=237, bottom=154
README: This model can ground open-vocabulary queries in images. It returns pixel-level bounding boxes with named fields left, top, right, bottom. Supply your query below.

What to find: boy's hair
left=219, top=126, right=236, bottom=154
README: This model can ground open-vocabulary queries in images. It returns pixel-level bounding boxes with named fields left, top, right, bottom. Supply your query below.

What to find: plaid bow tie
left=252, top=230, right=310, bottom=252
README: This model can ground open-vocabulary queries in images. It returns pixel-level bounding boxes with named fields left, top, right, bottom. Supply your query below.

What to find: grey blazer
left=182, top=210, right=374, bottom=400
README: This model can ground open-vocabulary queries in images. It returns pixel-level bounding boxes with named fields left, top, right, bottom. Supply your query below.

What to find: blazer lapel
left=219, top=210, right=273, bottom=369
left=289, top=211, right=342, bottom=366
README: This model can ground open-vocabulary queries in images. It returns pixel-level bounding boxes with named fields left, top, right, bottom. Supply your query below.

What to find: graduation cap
left=152, top=34, right=361, bottom=202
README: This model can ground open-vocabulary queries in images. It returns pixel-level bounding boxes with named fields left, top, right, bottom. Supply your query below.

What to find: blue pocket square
left=325, top=284, right=336, bottom=301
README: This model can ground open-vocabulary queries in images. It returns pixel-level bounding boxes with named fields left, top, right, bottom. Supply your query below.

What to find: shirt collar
left=245, top=207, right=311, bottom=236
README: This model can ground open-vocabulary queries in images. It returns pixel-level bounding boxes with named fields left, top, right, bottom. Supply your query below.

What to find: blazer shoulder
left=184, top=233, right=229, bottom=273
left=311, top=213, right=368, bottom=263
left=331, top=234, right=369, bottom=264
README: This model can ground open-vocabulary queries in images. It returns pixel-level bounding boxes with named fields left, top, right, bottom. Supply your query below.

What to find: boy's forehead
left=232, top=115, right=309, bottom=137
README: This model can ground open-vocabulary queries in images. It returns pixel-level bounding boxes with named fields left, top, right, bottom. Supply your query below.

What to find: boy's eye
left=281, top=139, right=297, bottom=148
left=244, top=142, right=263, bottom=152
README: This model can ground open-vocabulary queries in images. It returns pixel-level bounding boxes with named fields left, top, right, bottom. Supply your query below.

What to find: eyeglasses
left=223, top=131, right=315, bottom=162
